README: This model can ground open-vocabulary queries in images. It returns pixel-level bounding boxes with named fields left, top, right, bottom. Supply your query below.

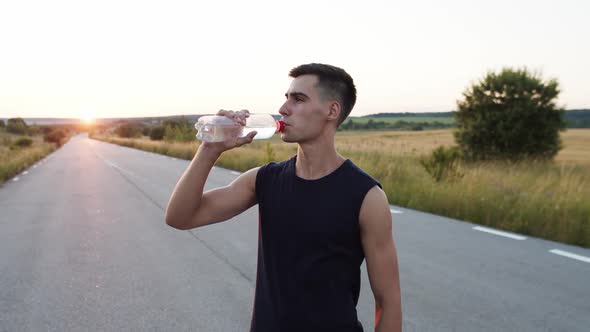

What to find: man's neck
left=295, top=138, right=345, bottom=180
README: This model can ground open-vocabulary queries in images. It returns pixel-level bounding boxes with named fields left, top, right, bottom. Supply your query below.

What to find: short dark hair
left=289, top=63, right=356, bottom=126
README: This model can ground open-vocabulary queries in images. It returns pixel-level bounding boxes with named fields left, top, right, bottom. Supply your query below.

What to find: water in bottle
left=195, top=114, right=285, bottom=142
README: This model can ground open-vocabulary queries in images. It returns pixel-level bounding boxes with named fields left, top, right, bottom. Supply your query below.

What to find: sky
left=0, top=0, right=588, bottom=119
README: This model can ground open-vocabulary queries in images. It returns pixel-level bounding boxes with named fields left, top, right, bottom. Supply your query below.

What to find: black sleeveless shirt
left=250, top=156, right=381, bottom=332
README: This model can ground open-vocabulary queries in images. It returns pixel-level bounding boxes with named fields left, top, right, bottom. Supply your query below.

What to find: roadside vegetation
left=0, top=118, right=79, bottom=184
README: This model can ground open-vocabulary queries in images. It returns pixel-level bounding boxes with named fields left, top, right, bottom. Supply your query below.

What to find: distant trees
left=339, top=118, right=450, bottom=131
left=114, top=122, right=142, bottom=138
left=6, top=118, right=29, bottom=135
left=565, top=109, right=590, bottom=128
left=44, top=129, right=67, bottom=146
left=111, top=118, right=196, bottom=142
left=162, top=119, right=196, bottom=142
left=0, top=119, right=78, bottom=148
left=455, top=68, right=566, bottom=161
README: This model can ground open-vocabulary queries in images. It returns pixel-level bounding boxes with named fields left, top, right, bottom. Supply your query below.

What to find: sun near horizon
left=78, top=109, right=96, bottom=124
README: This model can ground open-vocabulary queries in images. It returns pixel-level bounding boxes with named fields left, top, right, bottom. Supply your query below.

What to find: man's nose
left=279, top=102, right=290, bottom=116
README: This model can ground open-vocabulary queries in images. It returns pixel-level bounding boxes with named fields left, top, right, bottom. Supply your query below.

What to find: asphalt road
left=1, top=133, right=589, bottom=331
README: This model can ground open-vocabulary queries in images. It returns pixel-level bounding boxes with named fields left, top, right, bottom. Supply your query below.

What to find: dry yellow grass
left=554, top=129, right=590, bottom=165
left=336, top=129, right=457, bottom=155
left=0, top=131, right=56, bottom=183
left=335, top=129, right=590, bottom=165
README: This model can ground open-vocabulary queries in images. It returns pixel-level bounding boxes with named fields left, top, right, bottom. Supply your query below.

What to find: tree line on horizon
left=349, top=109, right=590, bottom=130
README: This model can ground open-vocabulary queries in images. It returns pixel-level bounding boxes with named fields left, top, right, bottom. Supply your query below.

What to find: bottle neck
left=275, top=120, right=285, bottom=133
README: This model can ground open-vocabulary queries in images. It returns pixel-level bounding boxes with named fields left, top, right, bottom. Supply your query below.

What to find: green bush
left=163, top=119, right=196, bottom=142
left=115, top=123, right=142, bottom=138
left=420, top=146, right=464, bottom=182
left=0, top=119, right=5, bottom=128
left=455, top=68, right=566, bottom=161
left=44, top=129, right=67, bottom=146
left=14, top=137, right=33, bottom=148
left=150, top=126, right=165, bottom=140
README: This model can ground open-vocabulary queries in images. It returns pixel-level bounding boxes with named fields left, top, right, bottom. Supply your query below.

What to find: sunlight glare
left=79, top=110, right=96, bottom=124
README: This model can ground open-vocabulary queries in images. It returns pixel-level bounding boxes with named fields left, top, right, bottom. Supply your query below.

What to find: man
left=165, top=63, right=402, bottom=332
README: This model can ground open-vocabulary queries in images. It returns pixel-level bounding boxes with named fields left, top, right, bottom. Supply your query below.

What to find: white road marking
left=231, top=171, right=241, bottom=175
left=104, top=159, right=135, bottom=176
left=390, top=209, right=403, bottom=214
left=23, top=171, right=28, bottom=175
left=33, top=165, right=38, bottom=168
left=95, top=152, right=144, bottom=180
left=472, top=226, right=527, bottom=240
left=549, top=249, right=590, bottom=264
left=13, top=177, right=19, bottom=182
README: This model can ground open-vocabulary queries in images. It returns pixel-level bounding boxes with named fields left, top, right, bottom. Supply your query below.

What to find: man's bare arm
left=165, top=110, right=258, bottom=230
left=360, top=186, right=402, bottom=332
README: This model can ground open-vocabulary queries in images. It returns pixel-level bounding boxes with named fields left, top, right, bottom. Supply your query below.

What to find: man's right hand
left=200, top=109, right=258, bottom=155
left=166, top=108, right=260, bottom=230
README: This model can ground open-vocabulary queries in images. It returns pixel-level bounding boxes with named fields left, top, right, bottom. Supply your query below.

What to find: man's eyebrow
left=285, top=91, right=309, bottom=99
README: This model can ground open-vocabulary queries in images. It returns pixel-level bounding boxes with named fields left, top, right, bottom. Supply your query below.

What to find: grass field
left=347, top=116, right=455, bottom=124
left=0, top=130, right=56, bottom=183
left=336, top=129, right=590, bottom=165
left=90, top=128, right=590, bottom=248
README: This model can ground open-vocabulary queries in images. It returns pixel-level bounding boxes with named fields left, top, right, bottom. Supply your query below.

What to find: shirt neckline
left=289, top=155, right=351, bottom=184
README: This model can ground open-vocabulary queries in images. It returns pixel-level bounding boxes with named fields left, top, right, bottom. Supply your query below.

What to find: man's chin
left=280, top=134, right=297, bottom=143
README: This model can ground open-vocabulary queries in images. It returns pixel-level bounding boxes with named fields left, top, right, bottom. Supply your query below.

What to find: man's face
left=278, top=75, right=334, bottom=143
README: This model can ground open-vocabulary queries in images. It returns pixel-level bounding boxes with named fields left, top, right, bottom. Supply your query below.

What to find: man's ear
left=327, top=101, right=341, bottom=123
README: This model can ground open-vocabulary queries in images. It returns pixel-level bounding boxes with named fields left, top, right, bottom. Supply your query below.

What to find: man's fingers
left=235, top=131, right=257, bottom=147
left=235, top=110, right=249, bottom=125
left=216, top=109, right=249, bottom=125
left=246, top=131, right=257, bottom=140
left=217, top=109, right=236, bottom=119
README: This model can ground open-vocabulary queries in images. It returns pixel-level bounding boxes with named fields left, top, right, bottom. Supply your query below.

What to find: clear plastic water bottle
left=195, top=114, right=285, bottom=142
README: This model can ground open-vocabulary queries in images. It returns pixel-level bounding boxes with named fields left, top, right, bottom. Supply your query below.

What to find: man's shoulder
left=259, top=155, right=295, bottom=174
left=345, top=160, right=382, bottom=188
left=255, top=155, right=295, bottom=185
